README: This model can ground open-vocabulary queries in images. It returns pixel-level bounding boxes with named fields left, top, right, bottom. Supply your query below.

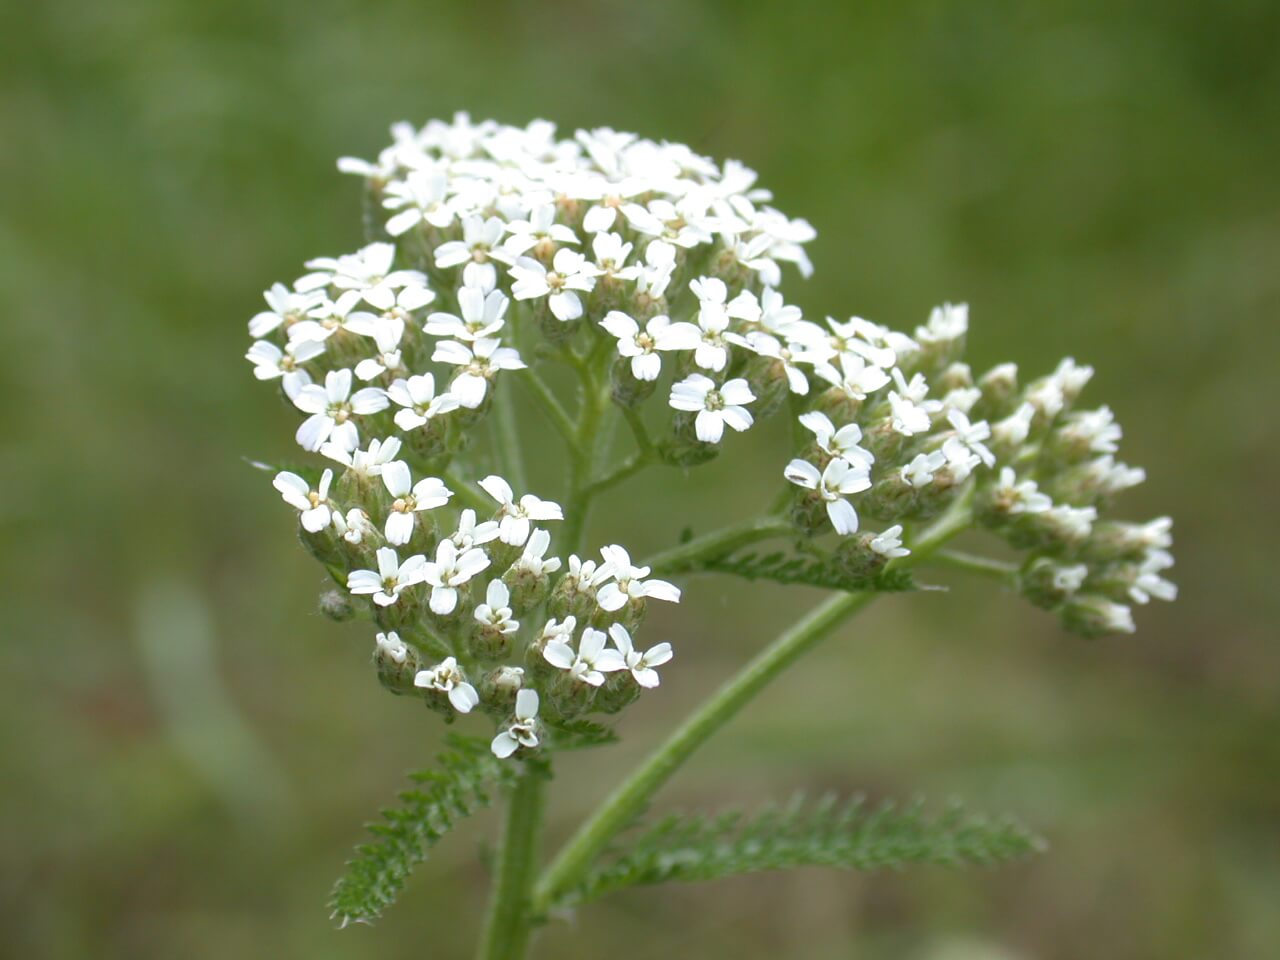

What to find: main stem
left=475, top=764, right=547, bottom=960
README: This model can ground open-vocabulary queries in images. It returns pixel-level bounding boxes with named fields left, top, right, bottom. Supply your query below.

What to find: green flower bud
left=1019, top=556, right=1089, bottom=610
left=373, top=631, right=421, bottom=695
left=1059, top=593, right=1135, bottom=638
left=319, top=589, right=355, bottom=621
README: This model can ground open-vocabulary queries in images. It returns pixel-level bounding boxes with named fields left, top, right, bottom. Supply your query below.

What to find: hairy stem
left=930, top=549, right=1019, bottom=583
left=532, top=497, right=973, bottom=912
left=475, top=763, right=548, bottom=960
left=494, top=381, right=528, bottom=492
left=642, top=514, right=792, bottom=575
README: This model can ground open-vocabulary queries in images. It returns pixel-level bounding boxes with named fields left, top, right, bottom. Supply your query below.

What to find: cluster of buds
left=247, top=115, right=1175, bottom=759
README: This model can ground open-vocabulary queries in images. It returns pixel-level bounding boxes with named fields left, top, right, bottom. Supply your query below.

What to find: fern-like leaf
left=328, top=735, right=516, bottom=927
left=556, top=795, right=1045, bottom=908
left=706, top=550, right=922, bottom=593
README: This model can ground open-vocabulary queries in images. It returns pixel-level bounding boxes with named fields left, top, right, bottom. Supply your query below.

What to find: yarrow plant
left=243, top=114, right=1176, bottom=958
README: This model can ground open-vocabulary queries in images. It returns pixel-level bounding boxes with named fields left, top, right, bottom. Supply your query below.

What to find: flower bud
left=592, top=671, right=642, bottom=715
left=659, top=415, right=720, bottom=467
left=373, top=631, right=421, bottom=695
left=834, top=533, right=891, bottom=584
left=479, top=665, right=526, bottom=714
left=610, top=355, right=657, bottom=408
left=1018, top=556, right=1089, bottom=609
left=1059, top=593, right=1135, bottom=638
left=974, top=363, right=1019, bottom=420
left=319, top=588, right=356, bottom=621
left=812, top=386, right=862, bottom=424
left=743, top=354, right=791, bottom=420
left=936, top=362, right=973, bottom=394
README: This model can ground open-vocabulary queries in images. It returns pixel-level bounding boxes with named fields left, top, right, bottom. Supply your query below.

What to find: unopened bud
left=1019, top=556, right=1089, bottom=609
left=373, top=631, right=421, bottom=695
left=1059, top=593, right=1135, bottom=638
left=319, top=589, right=355, bottom=621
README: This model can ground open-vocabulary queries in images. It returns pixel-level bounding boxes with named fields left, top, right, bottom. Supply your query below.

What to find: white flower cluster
left=247, top=115, right=1176, bottom=760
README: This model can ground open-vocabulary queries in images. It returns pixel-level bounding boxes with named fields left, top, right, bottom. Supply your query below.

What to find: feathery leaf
left=706, top=550, right=922, bottom=593
left=329, top=735, right=516, bottom=927
left=555, top=795, right=1045, bottom=908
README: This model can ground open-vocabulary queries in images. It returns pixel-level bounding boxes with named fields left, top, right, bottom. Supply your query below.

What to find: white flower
left=563, top=555, right=612, bottom=594
left=590, top=231, right=642, bottom=282
left=1060, top=406, right=1122, bottom=455
left=422, top=539, right=491, bottom=615
left=989, top=467, right=1053, bottom=515
left=348, top=547, right=428, bottom=607
left=784, top=457, right=873, bottom=535
left=945, top=409, right=996, bottom=468
left=1042, top=504, right=1098, bottom=543
left=335, top=507, right=376, bottom=545
left=869, top=525, right=910, bottom=559
left=815, top=353, right=891, bottom=401
left=246, top=339, right=324, bottom=402
left=433, top=215, right=513, bottom=274
left=608, top=623, right=673, bottom=689
left=248, top=283, right=324, bottom=337
left=689, top=276, right=751, bottom=371
left=291, top=368, right=389, bottom=452
left=733, top=332, right=824, bottom=395
left=414, top=657, right=480, bottom=714
left=382, top=462, right=452, bottom=545
left=543, top=627, right=626, bottom=687
left=321, top=435, right=402, bottom=476
left=432, top=338, right=526, bottom=408
left=509, top=249, right=601, bottom=321
left=449, top=509, right=502, bottom=550
left=375, top=631, right=408, bottom=664
left=599, top=311, right=699, bottom=381
left=302, top=243, right=428, bottom=311
left=477, top=475, right=564, bottom=546
left=387, top=373, right=461, bottom=430
left=491, top=689, right=540, bottom=758
left=887, top=387, right=933, bottom=437
left=511, top=528, right=562, bottom=576
left=595, top=545, right=680, bottom=611
left=992, top=403, right=1036, bottom=449
left=797, top=412, right=874, bottom=467
left=475, top=580, right=519, bottom=634
left=902, top=450, right=947, bottom=487
left=668, top=374, right=755, bottom=443
left=917, top=302, right=968, bottom=345
left=352, top=318, right=407, bottom=382
left=424, top=283, right=510, bottom=341
left=273, top=469, right=334, bottom=532
left=287, top=290, right=372, bottom=344
left=383, top=168, right=455, bottom=236
left=502, top=203, right=579, bottom=256
left=1130, top=551, right=1177, bottom=604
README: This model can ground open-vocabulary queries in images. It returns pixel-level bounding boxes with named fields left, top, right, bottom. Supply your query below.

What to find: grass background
left=2, top=1, right=1276, bottom=957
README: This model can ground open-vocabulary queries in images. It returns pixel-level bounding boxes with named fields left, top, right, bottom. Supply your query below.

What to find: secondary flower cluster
left=248, top=116, right=1176, bottom=759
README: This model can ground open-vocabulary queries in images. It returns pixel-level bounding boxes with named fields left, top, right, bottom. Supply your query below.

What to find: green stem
left=930, top=549, right=1018, bottom=583
left=642, top=514, right=792, bottom=575
left=532, top=588, right=872, bottom=912
left=494, top=381, right=528, bottom=492
left=519, top=370, right=577, bottom=455
left=475, top=763, right=548, bottom=960
left=532, top=497, right=974, bottom=913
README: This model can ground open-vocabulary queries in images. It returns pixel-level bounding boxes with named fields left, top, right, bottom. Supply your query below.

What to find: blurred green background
left=3, top=0, right=1276, bottom=957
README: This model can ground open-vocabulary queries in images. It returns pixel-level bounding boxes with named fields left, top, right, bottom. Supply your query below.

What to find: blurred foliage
left=1, top=0, right=1275, bottom=958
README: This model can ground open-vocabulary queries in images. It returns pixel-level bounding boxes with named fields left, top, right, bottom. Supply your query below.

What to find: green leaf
left=328, top=735, right=517, bottom=927
left=555, top=795, right=1045, bottom=908
left=706, top=550, right=923, bottom=593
